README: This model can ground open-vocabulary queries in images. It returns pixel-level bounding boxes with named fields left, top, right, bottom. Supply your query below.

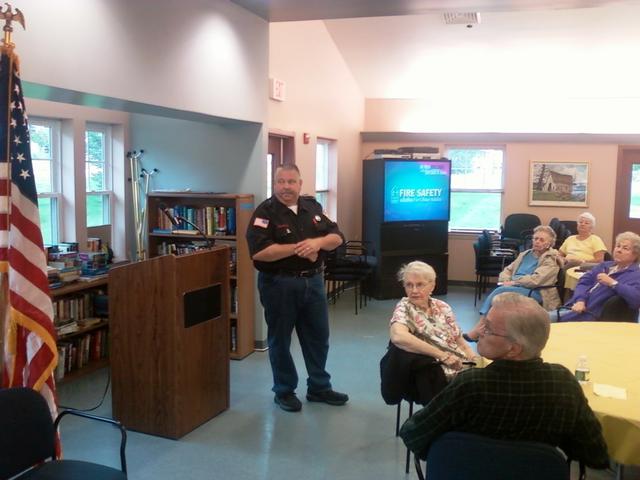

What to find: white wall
left=269, top=20, right=365, bottom=241
left=14, top=0, right=268, bottom=124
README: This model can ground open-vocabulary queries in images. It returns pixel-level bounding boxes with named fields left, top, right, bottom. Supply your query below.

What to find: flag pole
left=0, top=2, right=25, bottom=377
left=0, top=3, right=25, bottom=49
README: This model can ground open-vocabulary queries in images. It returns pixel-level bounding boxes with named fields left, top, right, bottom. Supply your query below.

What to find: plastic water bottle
left=575, top=355, right=590, bottom=384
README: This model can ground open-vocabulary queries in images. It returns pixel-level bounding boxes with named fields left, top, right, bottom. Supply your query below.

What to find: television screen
left=383, top=159, right=451, bottom=222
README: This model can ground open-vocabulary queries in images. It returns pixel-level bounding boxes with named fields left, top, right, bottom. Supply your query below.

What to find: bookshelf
left=51, top=276, right=110, bottom=383
left=147, top=192, right=255, bottom=359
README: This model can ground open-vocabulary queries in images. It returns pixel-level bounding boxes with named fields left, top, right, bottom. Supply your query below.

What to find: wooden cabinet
left=51, top=277, right=110, bottom=383
left=146, top=193, right=255, bottom=359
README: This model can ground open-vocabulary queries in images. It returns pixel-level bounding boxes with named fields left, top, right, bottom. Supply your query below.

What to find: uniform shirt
left=246, top=195, right=344, bottom=273
left=399, top=358, right=609, bottom=469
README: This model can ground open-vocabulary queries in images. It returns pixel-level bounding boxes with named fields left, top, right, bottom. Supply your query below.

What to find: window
left=630, top=164, right=640, bottom=219
left=29, top=118, right=61, bottom=245
left=315, top=139, right=330, bottom=210
left=447, top=147, right=504, bottom=231
left=85, top=123, right=112, bottom=227
left=266, top=153, right=273, bottom=198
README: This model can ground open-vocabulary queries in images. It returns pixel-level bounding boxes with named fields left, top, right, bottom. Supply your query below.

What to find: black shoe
left=463, top=333, right=478, bottom=343
left=274, top=393, right=302, bottom=412
left=306, top=389, right=349, bottom=406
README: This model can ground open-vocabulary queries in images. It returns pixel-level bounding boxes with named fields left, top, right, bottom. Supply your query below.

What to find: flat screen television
left=383, top=159, right=451, bottom=222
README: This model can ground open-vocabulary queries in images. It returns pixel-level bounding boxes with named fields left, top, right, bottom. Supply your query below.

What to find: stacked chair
left=473, top=230, right=517, bottom=306
left=324, top=240, right=376, bottom=314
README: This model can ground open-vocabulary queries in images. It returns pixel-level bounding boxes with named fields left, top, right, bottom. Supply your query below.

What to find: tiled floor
left=57, top=285, right=638, bottom=479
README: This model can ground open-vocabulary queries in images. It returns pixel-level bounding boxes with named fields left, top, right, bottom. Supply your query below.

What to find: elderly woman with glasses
left=559, top=212, right=607, bottom=267
left=389, top=261, right=476, bottom=377
left=557, top=231, right=640, bottom=322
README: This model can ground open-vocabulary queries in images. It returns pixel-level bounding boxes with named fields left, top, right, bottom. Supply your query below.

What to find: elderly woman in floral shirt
left=390, top=261, right=476, bottom=378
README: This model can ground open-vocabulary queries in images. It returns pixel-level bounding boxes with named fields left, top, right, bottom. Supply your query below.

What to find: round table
left=542, top=322, right=640, bottom=466
left=564, top=266, right=585, bottom=291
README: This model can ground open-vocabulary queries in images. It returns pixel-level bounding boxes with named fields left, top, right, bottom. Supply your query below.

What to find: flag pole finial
left=0, top=3, right=25, bottom=49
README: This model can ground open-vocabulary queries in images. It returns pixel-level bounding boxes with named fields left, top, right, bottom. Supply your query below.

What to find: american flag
left=0, top=49, right=58, bottom=420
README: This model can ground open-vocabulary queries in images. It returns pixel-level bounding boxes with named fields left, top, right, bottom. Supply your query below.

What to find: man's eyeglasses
left=482, top=324, right=513, bottom=340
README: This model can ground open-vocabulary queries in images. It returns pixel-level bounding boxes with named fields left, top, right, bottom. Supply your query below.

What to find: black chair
left=324, top=240, right=375, bottom=314
left=0, top=387, right=128, bottom=479
left=380, top=342, right=448, bottom=474
left=473, top=232, right=517, bottom=306
left=599, top=295, right=639, bottom=323
left=549, top=218, right=565, bottom=249
left=556, top=223, right=572, bottom=250
left=415, top=431, right=574, bottom=480
left=555, top=294, right=638, bottom=323
left=560, top=220, right=578, bottom=235
left=500, top=213, right=541, bottom=251
left=527, top=267, right=565, bottom=307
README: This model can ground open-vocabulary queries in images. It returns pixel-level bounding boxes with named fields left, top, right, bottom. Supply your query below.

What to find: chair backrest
left=549, top=218, right=564, bottom=249
left=425, top=432, right=569, bottom=480
left=559, top=220, right=578, bottom=235
left=600, top=295, right=639, bottom=323
left=501, top=214, right=541, bottom=240
left=478, top=230, right=496, bottom=253
left=0, top=387, right=56, bottom=479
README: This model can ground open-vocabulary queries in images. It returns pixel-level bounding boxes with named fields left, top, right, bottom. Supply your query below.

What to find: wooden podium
left=109, top=247, right=230, bottom=439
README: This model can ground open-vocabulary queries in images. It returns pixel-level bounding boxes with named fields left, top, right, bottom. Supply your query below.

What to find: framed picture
left=529, top=161, right=589, bottom=207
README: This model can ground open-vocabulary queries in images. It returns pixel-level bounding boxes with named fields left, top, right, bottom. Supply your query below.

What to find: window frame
left=29, top=117, right=62, bottom=245
left=445, top=145, right=506, bottom=233
left=85, top=122, right=113, bottom=227
left=315, top=139, right=330, bottom=210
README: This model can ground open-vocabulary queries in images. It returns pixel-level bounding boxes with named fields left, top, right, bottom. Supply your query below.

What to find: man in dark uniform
left=246, top=164, right=348, bottom=412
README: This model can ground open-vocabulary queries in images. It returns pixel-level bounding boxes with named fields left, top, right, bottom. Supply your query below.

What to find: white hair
left=578, top=212, right=596, bottom=227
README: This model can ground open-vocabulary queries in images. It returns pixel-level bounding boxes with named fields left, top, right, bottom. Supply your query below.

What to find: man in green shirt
left=400, top=292, right=609, bottom=469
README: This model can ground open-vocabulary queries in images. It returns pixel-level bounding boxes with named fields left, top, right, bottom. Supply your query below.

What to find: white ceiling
left=230, top=0, right=625, bottom=22
left=232, top=0, right=640, bottom=118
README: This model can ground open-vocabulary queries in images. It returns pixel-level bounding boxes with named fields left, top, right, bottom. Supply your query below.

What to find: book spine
left=227, top=207, right=236, bottom=235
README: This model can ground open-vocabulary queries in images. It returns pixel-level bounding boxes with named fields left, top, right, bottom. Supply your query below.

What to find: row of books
left=53, top=291, right=103, bottom=325
left=230, top=319, right=237, bottom=352
left=56, top=317, right=105, bottom=337
left=48, top=265, right=82, bottom=289
left=155, top=205, right=236, bottom=235
left=155, top=241, right=212, bottom=256
left=55, top=329, right=108, bottom=381
left=230, top=284, right=239, bottom=314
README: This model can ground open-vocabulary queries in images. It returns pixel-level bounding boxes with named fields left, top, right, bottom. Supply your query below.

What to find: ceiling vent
left=443, top=12, right=481, bottom=26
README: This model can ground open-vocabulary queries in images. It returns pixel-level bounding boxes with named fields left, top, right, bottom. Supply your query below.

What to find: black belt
left=268, top=267, right=324, bottom=278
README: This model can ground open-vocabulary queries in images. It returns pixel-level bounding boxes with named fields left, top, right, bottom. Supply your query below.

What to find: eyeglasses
left=482, top=324, right=513, bottom=340
left=403, top=281, right=431, bottom=291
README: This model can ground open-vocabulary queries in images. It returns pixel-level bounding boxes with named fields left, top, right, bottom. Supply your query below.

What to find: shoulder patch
left=253, top=217, right=269, bottom=228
